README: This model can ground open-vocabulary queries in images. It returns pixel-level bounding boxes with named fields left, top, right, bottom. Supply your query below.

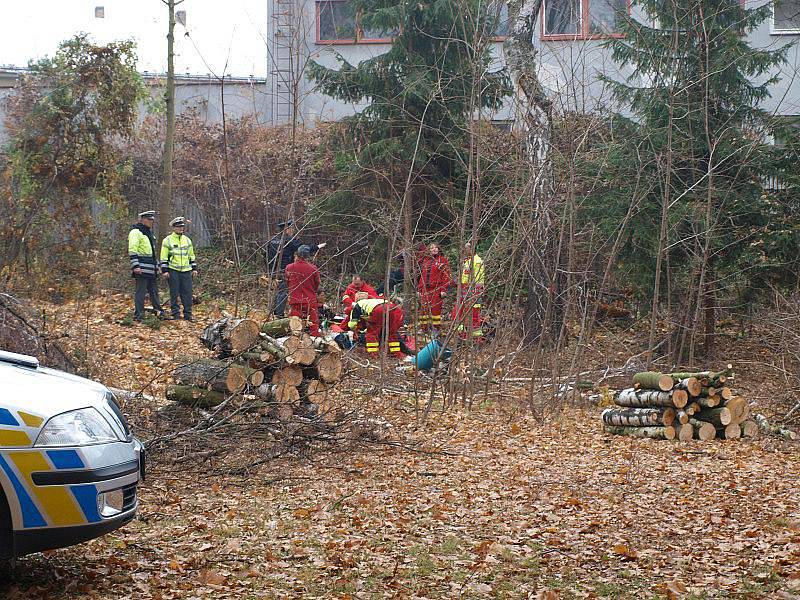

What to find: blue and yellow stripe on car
left=0, top=448, right=103, bottom=527
left=0, top=410, right=104, bottom=528
left=10, top=451, right=87, bottom=526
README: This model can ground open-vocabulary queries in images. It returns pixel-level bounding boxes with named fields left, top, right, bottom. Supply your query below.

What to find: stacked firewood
left=166, top=316, right=342, bottom=419
left=602, top=365, right=769, bottom=441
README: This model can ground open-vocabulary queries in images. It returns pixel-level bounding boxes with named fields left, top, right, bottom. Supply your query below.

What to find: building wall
left=276, top=0, right=800, bottom=122
left=0, top=70, right=270, bottom=143
left=531, top=0, right=800, bottom=117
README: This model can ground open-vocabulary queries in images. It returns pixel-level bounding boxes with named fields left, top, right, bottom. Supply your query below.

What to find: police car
left=0, top=350, right=143, bottom=559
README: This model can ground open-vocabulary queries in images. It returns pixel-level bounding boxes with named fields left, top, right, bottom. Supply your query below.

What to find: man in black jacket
left=265, top=220, right=326, bottom=317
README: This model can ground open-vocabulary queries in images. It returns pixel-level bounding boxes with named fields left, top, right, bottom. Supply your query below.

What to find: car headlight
left=35, top=408, right=122, bottom=447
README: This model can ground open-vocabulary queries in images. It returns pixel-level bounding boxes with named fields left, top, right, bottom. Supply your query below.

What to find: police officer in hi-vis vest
left=128, top=210, right=165, bottom=322
left=160, top=216, right=197, bottom=321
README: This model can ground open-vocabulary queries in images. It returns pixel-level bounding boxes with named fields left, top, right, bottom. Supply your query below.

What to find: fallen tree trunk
left=167, top=385, right=226, bottom=408
left=174, top=359, right=249, bottom=393
left=690, top=418, right=716, bottom=441
left=274, top=384, right=300, bottom=403
left=675, top=410, right=689, bottom=425
left=601, top=408, right=675, bottom=427
left=685, top=402, right=701, bottom=416
left=603, top=425, right=676, bottom=440
left=632, top=371, right=674, bottom=391
left=616, top=388, right=688, bottom=409
left=754, top=414, right=797, bottom=440
left=271, top=403, right=295, bottom=421
left=695, top=407, right=732, bottom=427
left=261, top=316, right=304, bottom=338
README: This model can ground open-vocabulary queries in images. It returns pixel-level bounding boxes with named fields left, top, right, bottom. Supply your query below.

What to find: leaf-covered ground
left=3, top=296, right=799, bottom=599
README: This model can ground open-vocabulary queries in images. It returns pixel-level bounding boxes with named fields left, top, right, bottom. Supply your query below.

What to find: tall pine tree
left=582, top=0, right=799, bottom=359
left=308, top=0, right=511, bottom=254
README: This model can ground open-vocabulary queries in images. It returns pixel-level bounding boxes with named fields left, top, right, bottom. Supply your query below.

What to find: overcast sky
left=0, top=0, right=270, bottom=77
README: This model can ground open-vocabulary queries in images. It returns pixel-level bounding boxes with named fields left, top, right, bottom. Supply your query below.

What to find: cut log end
left=632, top=371, right=674, bottom=392
left=690, top=419, right=716, bottom=441
left=723, top=423, right=742, bottom=440
left=740, top=420, right=758, bottom=438
left=677, top=423, right=693, bottom=442
left=672, top=389, right=688, bottom=408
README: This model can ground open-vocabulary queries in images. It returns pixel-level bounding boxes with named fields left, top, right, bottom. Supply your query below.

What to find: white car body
left=0, top=351, right=143, bottom=558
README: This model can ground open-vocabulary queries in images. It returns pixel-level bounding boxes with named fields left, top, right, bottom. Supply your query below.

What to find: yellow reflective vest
left=347, top=298, right=386, bottom=330
left=160, top=232, right=197, bottom=273
left=128, top=225, right=158, bottom=277
left=461, top=254, right=485, bottom=286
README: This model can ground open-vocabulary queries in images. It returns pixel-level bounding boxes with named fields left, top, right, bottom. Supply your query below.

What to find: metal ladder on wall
left=270, top=0, right=296, bottom=125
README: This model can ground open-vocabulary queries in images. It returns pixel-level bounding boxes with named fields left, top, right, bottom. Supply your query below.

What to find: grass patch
left=436, top=535, right=461, bottom=555
left=142, top=312, right=161, bottom=329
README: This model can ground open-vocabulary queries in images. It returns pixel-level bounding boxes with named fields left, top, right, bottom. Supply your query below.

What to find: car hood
left=0, top=363, right=108, bottom=419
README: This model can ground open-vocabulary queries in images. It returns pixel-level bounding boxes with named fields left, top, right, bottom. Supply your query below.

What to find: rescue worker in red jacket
left=284, top=245, right=321, bottom=336
left=418, top=243, right=450, bottom=331
left=343, top=294, right=414, bottom=357
left=341, top=274, right=379, bottom=312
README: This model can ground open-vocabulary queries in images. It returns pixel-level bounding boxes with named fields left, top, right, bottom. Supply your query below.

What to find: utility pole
left=159, top=0, right=183, bottom=235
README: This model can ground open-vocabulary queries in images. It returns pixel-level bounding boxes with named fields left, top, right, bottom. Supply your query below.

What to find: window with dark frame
left=316, top=1, right=505, bottom=44
left=543, top=0, right=628, bottom=38
left=95, top=6, right=105, bottom=18
left=317, top=0, right=357, bottom=42
left=774, top=0, right=800, bottom=31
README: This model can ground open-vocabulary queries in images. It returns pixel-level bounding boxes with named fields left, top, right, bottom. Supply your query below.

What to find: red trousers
left=452, top=285, right=483, bottom=337
left=365, top=303, right=403, bottom=354
left=419, top=291, right=444, bottom=328
left=289, top=301, right=320, bottom=336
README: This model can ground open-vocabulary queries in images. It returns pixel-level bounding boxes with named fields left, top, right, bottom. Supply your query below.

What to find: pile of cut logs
left=602, top=365, right=782, bottom=441
left=167, top=315, right=342, bottom=419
